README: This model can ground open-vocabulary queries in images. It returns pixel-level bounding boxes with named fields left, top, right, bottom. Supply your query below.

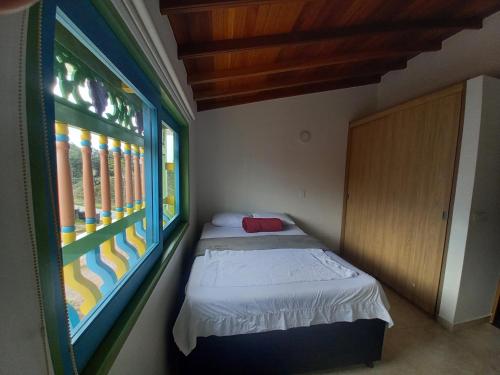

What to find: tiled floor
left=304, top=288, right=500, bottom=375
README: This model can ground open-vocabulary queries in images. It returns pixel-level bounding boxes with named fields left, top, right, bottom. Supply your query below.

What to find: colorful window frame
left=25, top=1, right=189, bottom=373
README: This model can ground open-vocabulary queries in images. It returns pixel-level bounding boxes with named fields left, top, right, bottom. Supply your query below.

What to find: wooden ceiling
left=160, top=0, right=500, bottom=111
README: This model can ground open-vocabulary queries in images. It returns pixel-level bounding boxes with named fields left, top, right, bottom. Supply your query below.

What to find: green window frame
left=25, top=1, right=190, bottom=374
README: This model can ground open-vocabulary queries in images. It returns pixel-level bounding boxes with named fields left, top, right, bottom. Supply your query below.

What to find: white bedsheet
left=200, top=223, right=306, bottom=239
left=200, top=248, right=358, bottom=287
left=173, top=249, right=393, bottom=355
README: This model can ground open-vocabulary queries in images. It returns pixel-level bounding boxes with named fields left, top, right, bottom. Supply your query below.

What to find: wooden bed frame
left=181, top=318, right=386, bottom=374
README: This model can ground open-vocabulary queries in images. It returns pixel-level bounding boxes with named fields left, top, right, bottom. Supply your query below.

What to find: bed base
left=181, top=319, right=386, bottom=374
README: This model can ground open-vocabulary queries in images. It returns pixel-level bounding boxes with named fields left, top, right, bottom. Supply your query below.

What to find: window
left=54, top=23, right=157, bottom=339
left=26, top=3, right=187, bottom=372
left=51, top=17, right=162, bottom=368
left=162, top=121, right=180, bottom=230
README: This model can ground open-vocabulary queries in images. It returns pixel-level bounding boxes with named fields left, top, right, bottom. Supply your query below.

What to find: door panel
left=342, top=86, right=463, bottom=314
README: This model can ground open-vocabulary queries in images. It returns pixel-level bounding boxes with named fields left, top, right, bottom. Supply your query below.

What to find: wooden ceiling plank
left=160, top=0, right=295, bottom=14
left=197, top=76, right=382, bottom=110
left=193, top=62, right=405, bottom=100
left=188, top=44, right=440, bottom=84
left=178, top=18, right=482, bottom=58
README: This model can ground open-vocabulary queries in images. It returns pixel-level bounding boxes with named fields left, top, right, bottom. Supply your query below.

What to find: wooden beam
left=160, top=0, right=293, bottom=14
left=197, top=76, right=382, bottom=111
left=188, top=44, right=440, bottom=84
left=193, top=62, right=406, bottom=100
left=179, top=19, right=482, bottom=58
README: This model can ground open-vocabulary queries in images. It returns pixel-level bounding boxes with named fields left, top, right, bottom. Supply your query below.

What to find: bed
left=173, top=220, right=393, bottom=374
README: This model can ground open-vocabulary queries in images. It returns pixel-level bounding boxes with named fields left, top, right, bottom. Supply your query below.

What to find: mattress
left=173, top=224, right=393, bottom=355
left=200, top=222, right=306, bottom=239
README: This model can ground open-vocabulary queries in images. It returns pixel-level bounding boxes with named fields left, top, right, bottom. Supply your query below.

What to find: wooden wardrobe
left=341, top=84, right=464, bottom=314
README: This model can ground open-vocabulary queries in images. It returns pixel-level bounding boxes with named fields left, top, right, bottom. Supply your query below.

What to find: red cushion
left=242, top=217, right=284, bottom=233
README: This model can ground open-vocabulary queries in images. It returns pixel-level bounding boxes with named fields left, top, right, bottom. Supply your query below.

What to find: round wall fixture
left=299, top=130, right=311, bottom=143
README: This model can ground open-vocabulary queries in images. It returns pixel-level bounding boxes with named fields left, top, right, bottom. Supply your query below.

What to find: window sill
left=81, top=221, right=189, bottom=375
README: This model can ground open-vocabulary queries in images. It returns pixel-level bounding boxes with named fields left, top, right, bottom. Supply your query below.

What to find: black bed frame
left=181, top=318, right=386, bottom=374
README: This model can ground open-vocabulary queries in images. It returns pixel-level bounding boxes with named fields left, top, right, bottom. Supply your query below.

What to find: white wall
left=454, top=76, right=500, bottom=324
left=0, top=10, right=53, bottom=375
left=194, top=85, right=378, bottom=249
left=377, top=11, right=500, bottom=109
left=438, top=77, right=484, bottom=325
left=439, top=76, right=500, bottom=326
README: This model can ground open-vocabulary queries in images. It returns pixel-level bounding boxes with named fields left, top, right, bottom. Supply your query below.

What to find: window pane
left=53, top=21, right=155, bottom=338
left=162, top=123, right=178, bottom=228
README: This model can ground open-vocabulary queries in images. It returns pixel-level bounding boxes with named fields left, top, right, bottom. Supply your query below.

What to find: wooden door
left=342, top=84, right=464, bottom=314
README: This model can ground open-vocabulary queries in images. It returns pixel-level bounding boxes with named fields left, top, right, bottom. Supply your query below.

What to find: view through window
left=162, top=123, right=178, bottom=228
left=53, top=21, right=155, bottom=338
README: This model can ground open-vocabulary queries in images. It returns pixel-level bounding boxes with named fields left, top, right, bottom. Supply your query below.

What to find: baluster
left=132, top=145, right=146, bottom=239
left=99, top=135, right=112, bottom=225
left=140, top=146, right=146, bottom=232
left=112, top=139, right=124, bottom=220
left=56, top=122, right=100, bottom=317
left=140, top=147, right=145, bottom=208
left=161, top=157, right=169, bottom=225
left=78, top=130, right=110, bottom=302
left=124, top=143, right=134, bottom=215
left=80, top=130, right=97, bottom=233
left=132, top=144, right=142, bottom=211
left=55, top=121, right=76, bottom=246
left=112, top=140, right=140, bottom=263
left=162, top=158, right=169, bottom=226
left=92, top=135, right=127, bottom=286
left=124, top=142, right=146, bottom=256
left=162, top=134, right=167, bottom=227
left=166, top=162, right=175, bottom=219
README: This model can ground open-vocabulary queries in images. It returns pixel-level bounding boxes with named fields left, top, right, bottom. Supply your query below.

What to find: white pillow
left=252, top=212, right=295, bottom=225
left=211, top=212, right=251, bottom=227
